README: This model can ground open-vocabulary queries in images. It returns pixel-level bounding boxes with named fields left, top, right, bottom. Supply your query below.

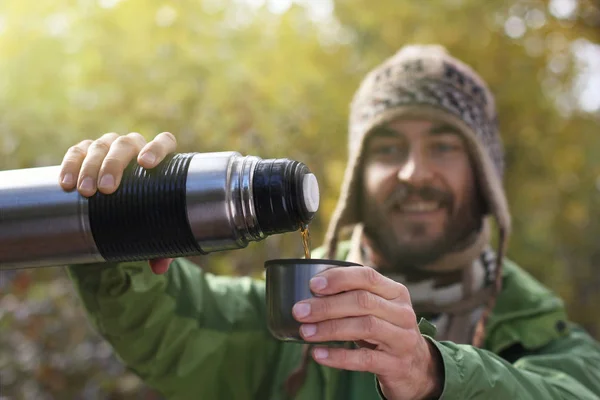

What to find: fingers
left=96, top=133, right=147, bottom=194
left=137, top=132, right=177, bottom=170
left=59, top=131, right=178, bottom=197
left=310, top=266, right=410, bottom=303
left=293, top=290, right=415, bottom=328
left=149, top=258, right=173, bottom=274
left=299, top=315, right=412, bottom=352
left=71, top=133, right=120, bottom=196
left=310, top=346, right=398, bottom=376
left=59, top=139, right=93, bottom=190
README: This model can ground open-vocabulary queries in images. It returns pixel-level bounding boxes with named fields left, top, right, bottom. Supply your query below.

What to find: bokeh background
left=1, top=0, right=599, bottom=398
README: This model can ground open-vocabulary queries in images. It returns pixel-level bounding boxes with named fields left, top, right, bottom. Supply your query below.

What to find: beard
left=361, top=184, right=482, bottom=271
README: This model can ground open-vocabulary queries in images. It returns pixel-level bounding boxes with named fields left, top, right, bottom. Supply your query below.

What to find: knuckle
left=364, top=267, right=382, bottom=287
left=317, top=299, right=331, bottom=317
left=61, top=161, right=81, bottom=174
left=363, top=315, right=379, bottom=335
left=337, top=348, right=348, bottom=364
left=326, top=319, right=339, bottom=336
left=102, top=156, right=125, bottom=171
left=101, top=132, right=119, bottom=140
left=79, top=164, right=99, bottom=178
left=78, top=139, right=94, bottom=148
left=89, top=140, right=111, bottom=153
left=359, top=348, right=374, bottom=368
left=395, top=282, right=409, bottom=300
left=309, top=299, right=323, bottom=317
left=127, top=131, right=144, bottom=140
left=126, top=132, right=146, bottom=145
left=356, top=290, right=377, bottom=311
left=399, top=304, right=416, bottom=321
left=113, top=135, right=135, bottom=148
left=159, top=131, right=177, bottom=145
left=67, top=145, right=87, bottom=158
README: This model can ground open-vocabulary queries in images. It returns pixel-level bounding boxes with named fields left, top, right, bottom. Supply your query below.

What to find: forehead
left=369, top=119, right=462, bottom=141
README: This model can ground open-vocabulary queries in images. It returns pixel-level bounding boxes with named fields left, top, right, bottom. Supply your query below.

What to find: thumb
left=149, top=258, right=173, bottom=274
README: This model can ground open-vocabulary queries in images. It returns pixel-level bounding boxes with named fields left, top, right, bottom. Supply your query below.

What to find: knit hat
left=324, top=44, right=511, bottom=269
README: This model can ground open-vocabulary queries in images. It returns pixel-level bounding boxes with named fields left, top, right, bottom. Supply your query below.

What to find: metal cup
left=264, top=258, right=362, bottom=343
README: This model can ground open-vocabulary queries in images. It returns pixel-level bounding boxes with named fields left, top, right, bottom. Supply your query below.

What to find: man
left=62, top=45, right=600, bottom=399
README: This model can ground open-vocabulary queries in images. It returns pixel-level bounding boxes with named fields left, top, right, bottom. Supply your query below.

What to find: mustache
left=383, top=184, right=453, bottom=210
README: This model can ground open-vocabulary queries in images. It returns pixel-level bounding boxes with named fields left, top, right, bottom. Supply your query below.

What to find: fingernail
left=98, top=174, right=114, bottom=189
left=62, top=173, right=74, bottom=185
left=314, top=348, right=329, bottom=359
left=140, top=152, right=156, bottom=165
left=293, top=302, right=311, bottom=319
left=301, top=324, right=317, bottom=337
left=310, top=276, right=327, bottom=291
left=80, top=177, right=94, bottom=191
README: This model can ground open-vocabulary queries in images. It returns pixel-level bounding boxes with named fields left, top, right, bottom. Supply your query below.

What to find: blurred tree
left=0, top=0, right=598, bottom=398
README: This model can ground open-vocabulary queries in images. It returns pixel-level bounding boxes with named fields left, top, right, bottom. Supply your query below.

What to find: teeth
left=399, top=202, right=439, bottom=212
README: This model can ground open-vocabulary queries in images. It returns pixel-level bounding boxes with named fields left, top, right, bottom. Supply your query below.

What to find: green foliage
left=0, top=0, right=599, bottom=398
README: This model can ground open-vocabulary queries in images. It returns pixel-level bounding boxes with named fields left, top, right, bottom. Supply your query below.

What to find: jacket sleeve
left=430, top=324, right=600, bottom=399
left=67, top=258, right=282, bottom=400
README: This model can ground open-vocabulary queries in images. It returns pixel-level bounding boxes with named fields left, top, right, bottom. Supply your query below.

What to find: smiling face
left=360, top=119, right=484, bottom=269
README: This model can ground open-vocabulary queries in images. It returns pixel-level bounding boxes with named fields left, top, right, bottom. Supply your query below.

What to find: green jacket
left=67, top=243, right=600, bottom=400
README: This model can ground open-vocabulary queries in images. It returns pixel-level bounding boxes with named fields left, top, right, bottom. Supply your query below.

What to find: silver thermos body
left=0, top=151, right=320, bottom=270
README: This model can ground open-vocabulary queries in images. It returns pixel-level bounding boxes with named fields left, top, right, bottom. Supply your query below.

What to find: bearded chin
left=363, top=220, right=451, bottom=270
left=362, top=201, right=483, bottom=271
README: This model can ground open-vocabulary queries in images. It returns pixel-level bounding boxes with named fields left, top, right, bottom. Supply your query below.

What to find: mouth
left=391, top=200, right=444, bottom=214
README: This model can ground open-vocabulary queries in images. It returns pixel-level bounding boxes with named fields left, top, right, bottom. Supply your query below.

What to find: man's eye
left=431, top=142, right=458, bottom=153
left=374, top=146, right=399, bottom=155
left=370, top=143, right=406, bottom=157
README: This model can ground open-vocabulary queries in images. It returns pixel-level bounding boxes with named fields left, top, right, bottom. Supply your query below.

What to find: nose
left=397, top=151, right=434, bottom=185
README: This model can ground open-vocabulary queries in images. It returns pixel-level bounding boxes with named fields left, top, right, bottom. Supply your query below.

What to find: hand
left=292, top=267, right=444, bottom=400
left=58, top=132, right=178, bottom=275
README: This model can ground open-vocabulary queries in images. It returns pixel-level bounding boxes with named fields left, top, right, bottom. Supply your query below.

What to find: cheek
left=440, top=161, right=477, bottom=209
left=363, top=164, right=397, bottom=203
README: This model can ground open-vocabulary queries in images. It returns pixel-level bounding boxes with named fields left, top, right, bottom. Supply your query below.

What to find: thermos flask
left=0, top=151, right=320, bottom=270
